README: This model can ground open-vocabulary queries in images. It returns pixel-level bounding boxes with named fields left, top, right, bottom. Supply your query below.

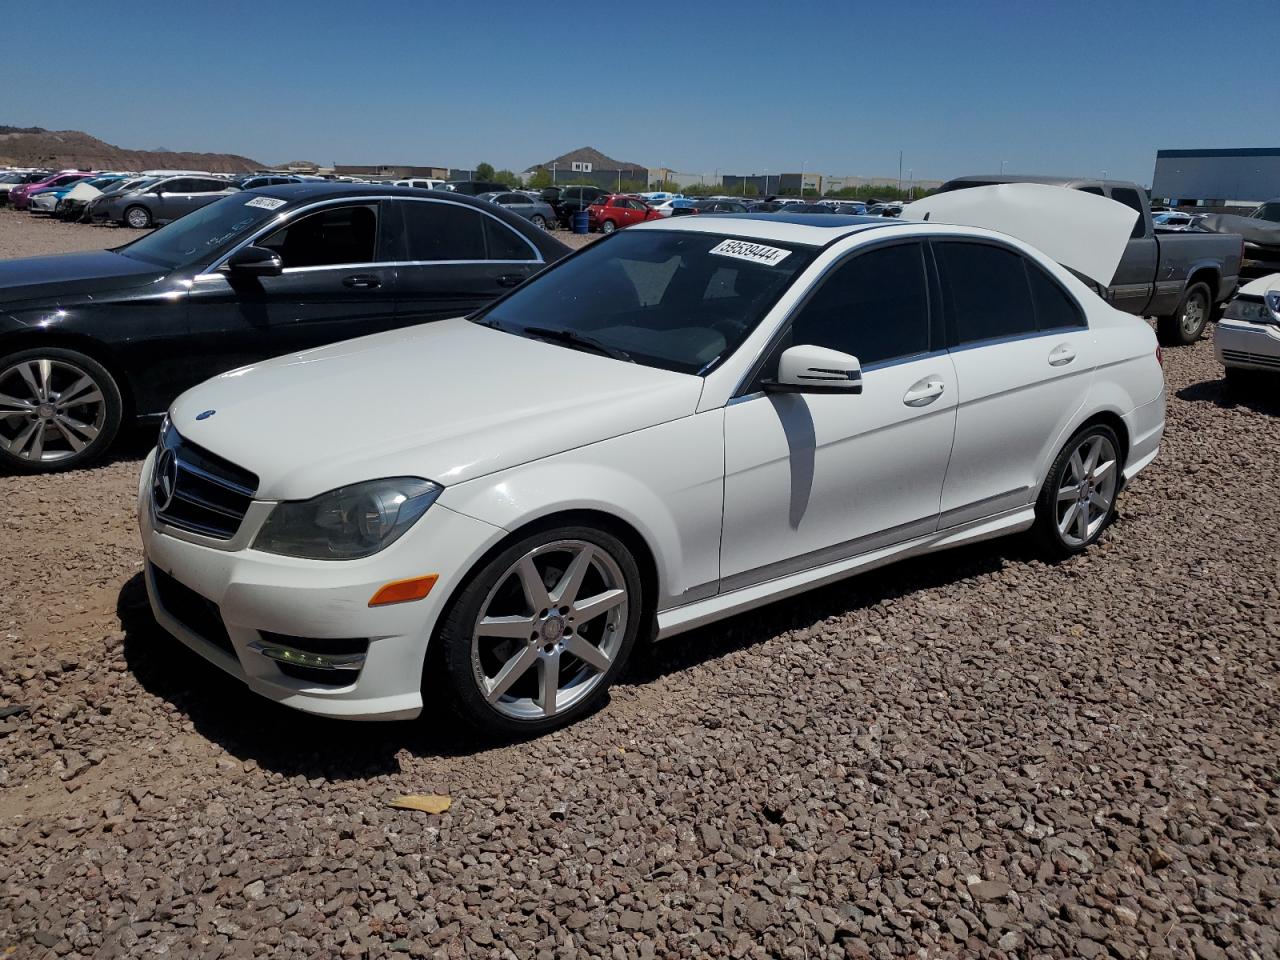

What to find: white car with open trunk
left=138, top=187, right=1165, bottom=736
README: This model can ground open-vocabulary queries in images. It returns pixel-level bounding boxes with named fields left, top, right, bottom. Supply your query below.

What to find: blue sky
left=4, top=0, right=1274, bottom=185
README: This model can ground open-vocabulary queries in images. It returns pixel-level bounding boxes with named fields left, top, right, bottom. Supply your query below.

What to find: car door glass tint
left=483, top=217, right=535, bottom=260
left=164, top=179, right=194, bottom=194
left=1026, top=262, right=1085, bottom=330
left=260, top=204, right=379, bottom=268
left=935, top=242, right=1035, bottom=345
left=402, top=201, right=486, bottom=261
left=788, top=243, right=930, bottom=365
left=1108, top=187, right=1146, bottom=239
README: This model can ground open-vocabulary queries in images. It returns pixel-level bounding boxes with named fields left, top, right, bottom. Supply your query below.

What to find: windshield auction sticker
left=245, top=196, right=287, bottom=211
left=709, top=239, right=791, bottom=266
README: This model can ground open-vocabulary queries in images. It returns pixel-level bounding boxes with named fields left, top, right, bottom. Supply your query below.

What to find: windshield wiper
left=521, top=325, right=633, bottom=363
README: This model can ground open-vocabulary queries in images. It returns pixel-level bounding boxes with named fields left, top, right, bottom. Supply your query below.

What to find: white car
left=138, top=196, right=1165, bottom=735
left=393, top=178, right=445, bottom=190
left=1215, top=273, right=1280, bottom=386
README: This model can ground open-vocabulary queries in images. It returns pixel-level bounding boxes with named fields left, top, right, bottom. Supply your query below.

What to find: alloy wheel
left=0, top=358, right=106, bottom=463
left=1054, top=433, right=1118, bottom=548
left=126, top=207, right=150, bottom=228
left=1181, top=289, right=1207, bottom=337
left=470, top=540, right=628, bottom=721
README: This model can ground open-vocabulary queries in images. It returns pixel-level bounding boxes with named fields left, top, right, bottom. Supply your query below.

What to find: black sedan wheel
left=124, top=205, right=152, bottom=229
left=0, top=348, right=123, bottom=473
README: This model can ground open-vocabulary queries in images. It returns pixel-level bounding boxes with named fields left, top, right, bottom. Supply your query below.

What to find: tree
left=494, top=169, right=522, bottom=188
left=526, top=168, right=552, bottom=189
left=474, top=162, right=496, bottom=181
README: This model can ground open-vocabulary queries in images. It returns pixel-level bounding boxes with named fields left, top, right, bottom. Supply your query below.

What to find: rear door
left=185, top=200, right=400, bottom=376
left=934, top=239, right=1095, bottom=527
left=393, top=197, right=544, bottom=325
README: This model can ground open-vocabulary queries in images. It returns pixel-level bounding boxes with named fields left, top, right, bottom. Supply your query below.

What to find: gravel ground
left=1, top=211, right=1278, bottom=959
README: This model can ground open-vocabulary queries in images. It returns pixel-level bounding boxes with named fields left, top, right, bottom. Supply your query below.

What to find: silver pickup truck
left=939, top=175, right=1243, bottom=346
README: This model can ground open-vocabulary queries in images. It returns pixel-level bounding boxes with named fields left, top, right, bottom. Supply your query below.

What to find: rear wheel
left=124, top=205, right=152, bottom=229
left=1032, top=423, right=1122, bottom=559
left=0, top=347, right=123, bottom=473
left=434, top=524, right=643, bottom=738
left=530, top=214, right=547, bottom=230
left=1156, top=281, right=1210, bottom=346
left=600, top=219, right=617, bottom=235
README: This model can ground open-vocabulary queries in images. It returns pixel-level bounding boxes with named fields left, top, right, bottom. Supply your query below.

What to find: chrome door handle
left=1048, top=343, right=1076, bottom=366
left=903, top=379, right=945, bottom=407
left=496, top=273, right=524, bottom=288
left=342, top=274, right=381, bottom=289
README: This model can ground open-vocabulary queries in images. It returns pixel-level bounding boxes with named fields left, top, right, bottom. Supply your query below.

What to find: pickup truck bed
left=939, top=175, right=1243, bottom=345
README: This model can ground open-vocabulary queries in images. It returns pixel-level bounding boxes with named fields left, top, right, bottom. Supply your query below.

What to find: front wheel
left=1032, top=424, right=1122, bottom=559
left=599, top=219, right=617, bottom=234
left=0, top=348, right=123, bottom=473
left=1156, top=281, right=1210, bottom=346
left=124, top=205, right=152, bottom=229
left=434, top=525, right=643, bottom=738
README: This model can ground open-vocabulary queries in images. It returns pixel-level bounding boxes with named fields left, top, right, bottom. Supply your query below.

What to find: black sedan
left=0, top=184, right=569, bottom=472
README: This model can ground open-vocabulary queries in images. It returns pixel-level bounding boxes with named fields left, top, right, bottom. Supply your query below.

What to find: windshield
left=116, top=194, right=286, bottom=269
left=475, top=229, right=814, bottom=374
left=1253, top=202, right=1280, bottom=223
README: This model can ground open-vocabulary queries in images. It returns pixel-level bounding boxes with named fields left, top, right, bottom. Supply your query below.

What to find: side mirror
left=225, top=245, right=283, bottom=278
left=764, top=344, right=863, bottom=394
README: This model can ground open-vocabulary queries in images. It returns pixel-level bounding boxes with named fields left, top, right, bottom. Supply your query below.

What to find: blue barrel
left=572, top=211, right=590, bottom=234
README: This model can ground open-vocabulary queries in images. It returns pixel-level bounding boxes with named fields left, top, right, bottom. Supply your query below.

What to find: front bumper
left=137, top=449, right=505, bottom=720
left=28, top=195, right=57, bottom=213
left=1215, top=318, right=1280, bottom=373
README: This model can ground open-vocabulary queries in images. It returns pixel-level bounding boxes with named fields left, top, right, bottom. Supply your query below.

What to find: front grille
left=150, top=564, right=237, bottom=662
left=1223, top=348, right=1280, bottom=369
left=153, top=425, right=258, bottom=540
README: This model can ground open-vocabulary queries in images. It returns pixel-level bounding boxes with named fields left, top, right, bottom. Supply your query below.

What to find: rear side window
left=483, top=217, right=535, bottom=260
left=788, top=242, right=931, bottom=365
left=935, top=241, right=1036, bottom=345
left=1026, top=262, right=1085, bottom=330
left=401, top=200, right=486, bottom=260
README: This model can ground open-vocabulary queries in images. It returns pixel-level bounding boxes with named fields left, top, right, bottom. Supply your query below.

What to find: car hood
left=169, top=318, right=704, bottom=500
left=1237, top=273, right=1280, bottom=297
left=0, top=250, right=169, bottom=305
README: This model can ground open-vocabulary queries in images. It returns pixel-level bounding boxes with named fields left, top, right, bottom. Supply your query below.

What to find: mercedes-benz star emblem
left=153, top=448, right=178, bottom=512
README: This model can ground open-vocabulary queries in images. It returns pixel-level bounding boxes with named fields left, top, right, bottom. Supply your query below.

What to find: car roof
left=631, top=212, right=905, bottom=246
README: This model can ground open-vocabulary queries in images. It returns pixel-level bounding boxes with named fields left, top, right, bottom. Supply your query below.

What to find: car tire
left=0, top=347, right=123, bottom=474
left=1032, top=422, right=1123, bottom=560
left=124, top=205, right=152, bottom=229
left=600, top=220, right=617, bottom=235
left=432, top=523, right=644, bottom=738
left=1156, top=281, right=1211, bottom=346
left=530, top=214, right=547, bottom=230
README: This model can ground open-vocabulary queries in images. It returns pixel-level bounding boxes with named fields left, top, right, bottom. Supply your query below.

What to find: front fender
left=437, top=412, right=726, bottom=610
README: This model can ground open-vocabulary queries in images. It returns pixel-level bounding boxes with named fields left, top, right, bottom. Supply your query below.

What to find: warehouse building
left=1151, top=148, right=1280, bottom=206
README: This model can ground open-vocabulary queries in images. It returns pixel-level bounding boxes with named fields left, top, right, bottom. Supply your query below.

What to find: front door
left=720, top=241, right=957, bottom=587
left=184, top=201, right=399, bottom=388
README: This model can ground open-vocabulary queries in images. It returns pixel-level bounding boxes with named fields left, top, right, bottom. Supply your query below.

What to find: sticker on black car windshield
left=245, top=196, right=287, bottom=211
left=709, top=239, right=791, bottom=266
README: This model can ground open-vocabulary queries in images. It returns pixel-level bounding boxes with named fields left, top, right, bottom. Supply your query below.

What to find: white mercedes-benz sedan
left=138, top=195, right=1165, bottom=735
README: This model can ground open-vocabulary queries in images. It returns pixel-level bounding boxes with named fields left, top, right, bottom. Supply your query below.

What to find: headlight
left=253, top=477, right=442, bottom=560
left=1222, top=295, right=1280, bottom=325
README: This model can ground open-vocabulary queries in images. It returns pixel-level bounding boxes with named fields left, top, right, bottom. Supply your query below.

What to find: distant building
left=1152, top=148, right=1280, bottom=205
left=524, top=147, right=648, bottom=191
left=334, top=164, right=448, bottom=181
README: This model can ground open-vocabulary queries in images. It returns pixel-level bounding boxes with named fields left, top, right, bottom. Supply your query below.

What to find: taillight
left=1155, top=345, right=1163, bottom=367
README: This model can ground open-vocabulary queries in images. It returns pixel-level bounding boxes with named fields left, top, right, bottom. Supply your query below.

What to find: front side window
left=258, top=204, right=379, bottom=268
left=785, top=242, right=931, bottom=366
left=401, top=200, right=486, bottom=260
left=476, top=230, right=814, bottom=374
left=934, top=241, right=1036, bottom=345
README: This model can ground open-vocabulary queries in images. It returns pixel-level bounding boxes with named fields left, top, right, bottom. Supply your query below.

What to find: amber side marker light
left=369, top=575, right=439, bottom=607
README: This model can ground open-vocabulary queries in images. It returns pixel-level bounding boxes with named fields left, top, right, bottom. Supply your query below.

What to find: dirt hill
left=0, top=125, right=262, bottom=174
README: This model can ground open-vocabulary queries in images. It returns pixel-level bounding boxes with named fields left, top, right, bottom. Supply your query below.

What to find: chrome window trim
left=193, top=257, right=543, bottom=283
left=205, top=194, right=543, bottom=273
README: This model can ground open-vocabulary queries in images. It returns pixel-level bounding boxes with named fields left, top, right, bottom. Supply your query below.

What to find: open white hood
left=902, top=183, right=1138, bottom=287
left=62, top=181, right=104, bottom=203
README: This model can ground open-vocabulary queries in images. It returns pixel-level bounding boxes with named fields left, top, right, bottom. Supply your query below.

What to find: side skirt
left=655, top=507, right=1035, bottom=640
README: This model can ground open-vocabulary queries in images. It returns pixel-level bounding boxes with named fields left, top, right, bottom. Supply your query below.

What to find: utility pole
left=897, top=150, right=902, bottom=194
left=552, top=162, right=556, bottom=184
left=1000, top=159, right=1008, bottom=174
left=800, top=160, right=806, bottom=197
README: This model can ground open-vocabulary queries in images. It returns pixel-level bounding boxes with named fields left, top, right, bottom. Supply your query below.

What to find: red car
left=587, top=195, right=663, bottom=234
